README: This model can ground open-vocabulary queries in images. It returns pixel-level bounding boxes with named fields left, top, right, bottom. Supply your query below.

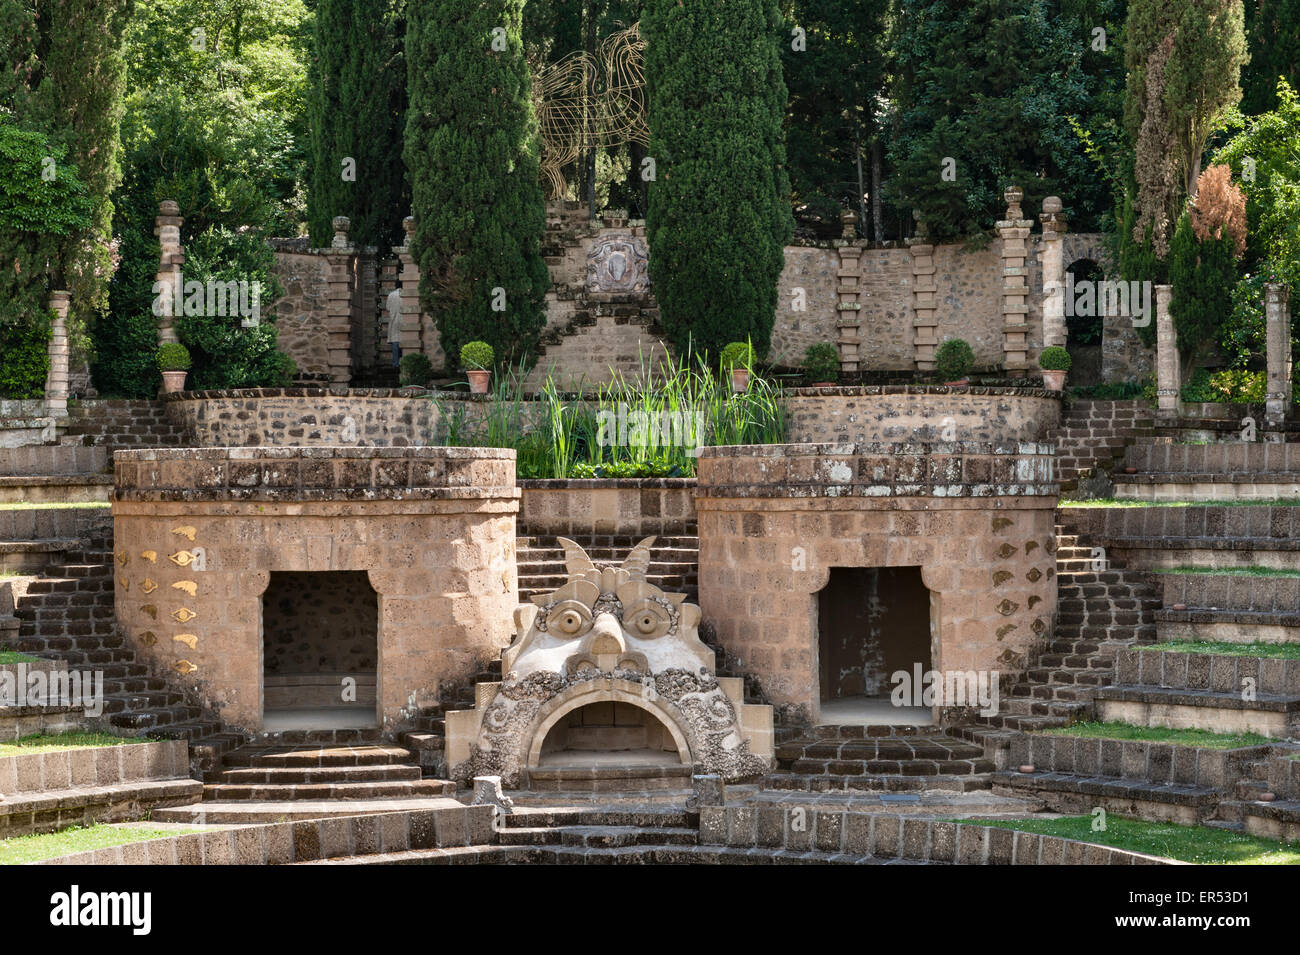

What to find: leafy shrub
left=1179, top=368, right=1216, bottom=402
left=156, top=342, right=192, bottom=371
left=400, top=353, right=434, bottom=386
left=1038, top=346, right=1073, bottom=372
left=1209, top=369, right=1266, bottom=403
left=803, top=342, right=840, bottom=383
left=0, top=321, right=51, bottom=399
left=720, top=342, right=754, bottom=369
left=934, top=338, right=974, bottom=381
left=460, top=341, right=494, bottom=371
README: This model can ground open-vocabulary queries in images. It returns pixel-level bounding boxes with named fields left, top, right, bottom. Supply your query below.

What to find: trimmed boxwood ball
left=934, top=338, right=974, bottom=382
left=1038, top=346, right=1073, bottom=372
left=399, top=353, right=435, bottom=386
left=460, top=341, right=494, bottom=371
left=156, top=342, right=192, bottom=371
left=803, top=342, right=840, bottom=382
left=720, top=342, right=754, bottom=369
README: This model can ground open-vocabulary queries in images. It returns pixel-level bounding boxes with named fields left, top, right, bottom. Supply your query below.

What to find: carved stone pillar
left=397, top=216, right=424, bottom=363
left=836, top=210, right=863, bottom=374
left=44, top=291, right=71, bottom=418
left=1039, top=196, right=1068, bottom=350
left=997, top=187, right=1034, bottom=375
left=1155, top=284, right=1179, bottom=415
left=324, top=216, right=356, bottom=385
left=909, top=217, right=938, bottom=372
left=1266, top=283, right=1293, bottom=430
left=154, top=200, right=184, bottom=345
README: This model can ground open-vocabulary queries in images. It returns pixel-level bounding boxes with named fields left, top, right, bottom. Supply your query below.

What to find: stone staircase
left=523, top=296, right=672, bottom=391
left=961, top=523, right=1159, bottom=743
left=516, top=533, right=699, bottom=604
left=0, top=511, right=242, bottom=775
left=0, top=445, right=112, bottom=504
left=60, top=399, right=190, bottom=460
left=1049, top=399, right=1154, bottom=494
left=763, top=724, right=995, bottom=793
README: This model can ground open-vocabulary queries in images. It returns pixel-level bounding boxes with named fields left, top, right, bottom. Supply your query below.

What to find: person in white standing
left=386, top=287, right=403, bottom=370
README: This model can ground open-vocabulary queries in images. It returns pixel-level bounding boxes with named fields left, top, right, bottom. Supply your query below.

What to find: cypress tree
left=642, top=0, right=792, bottom=359
left=308, top=0, right=409, bottom=250
left=404, top=0, right=550, bottom=369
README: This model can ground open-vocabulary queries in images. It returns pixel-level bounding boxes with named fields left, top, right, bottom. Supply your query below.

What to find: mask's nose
left=580, top=611, right=626, bottom=657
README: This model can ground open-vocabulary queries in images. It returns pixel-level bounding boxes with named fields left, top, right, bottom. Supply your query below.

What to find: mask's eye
left=625, top=600, right=671, bottom=638
left=550, top=600, right=592, bottom=636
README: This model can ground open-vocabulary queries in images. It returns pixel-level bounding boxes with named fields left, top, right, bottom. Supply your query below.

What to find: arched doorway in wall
left=261, top=570, right=378, bottom=731
left=816, top=566, right=933, bottom=725
left=1065, top=258, right=1105, bottom=386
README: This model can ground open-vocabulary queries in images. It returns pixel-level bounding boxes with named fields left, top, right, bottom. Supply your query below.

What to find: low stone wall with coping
left=517, top=478, right=696, bottom=537
left=698, top=806, right=1175, bottom=864
left=783, top=386, right=1060, bottom=444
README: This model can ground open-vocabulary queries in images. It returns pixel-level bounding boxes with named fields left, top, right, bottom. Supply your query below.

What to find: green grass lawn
left=1039, top=721, right=1274, bottom=749
left=1150, top=565, right=1300, bottom=578
left=0, top=731, right=148, bottom=756
left=1151, top=641, right=1300, bottom=660
left=0, top=651, right=39, bottom=664
left=1067, top=499, right=1300, bottom=508
left=0, top=824, right=196, bottom=865
left=965, top=815, right=1300, bottom=864
left=0, top=502, right=110, bottom=511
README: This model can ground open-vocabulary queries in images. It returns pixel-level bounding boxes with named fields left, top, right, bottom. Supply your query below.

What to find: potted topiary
left=934, top=338, right=974, bottom=386
left=1038, top=346, right=1072, bottom=392
left=157, top=342, right=192, bottom=393
left=803, top=342, right=840, bottom=386
left=460, top=341, right=494, bottom=394
left=720, top=341, right=754, bottom=393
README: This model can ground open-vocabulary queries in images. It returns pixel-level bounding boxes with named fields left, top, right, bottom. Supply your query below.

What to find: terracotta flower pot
left=730, top=367, right=749, bottom=393
left=160, top=370, right=188, bottom=394
left=809, top=381, right=836, bottom=388
left=1042, top=370, right=1067, bottom=392
left=945, top=379, right=970, bottom=388
left=1018, top=765, right=1035, bottom=774
left=467, top=369, right=491, bottom=395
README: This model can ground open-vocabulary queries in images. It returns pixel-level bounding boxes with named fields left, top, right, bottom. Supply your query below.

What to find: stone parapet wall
left=114, top=446, right=515, bottom=501
left=163, top=389, right=437, bottom=448
left=697, top=441, right=1058, bottom=499
left=518, top=479, right=696, bottom=537
left=112, top=447, right=519, bottom=733
left=696, top=443, right=1058, bottom=724
left=783, top=387, right=1060, bottom=444
left=273, top=251, right=333, bottom=377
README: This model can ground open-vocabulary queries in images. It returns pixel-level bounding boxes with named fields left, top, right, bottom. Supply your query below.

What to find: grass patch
left=1152, top=641, right=1300, bottom=660
left=964, top=815, right=1300, bottom=864
left=1149, top=565, right=1300, bottom=578
left=1040, top=720, right=1274, bottom=749
left=0, top=502, right=110, bottom=511
left=0, top=731, right=147, bottom=756
left=0, top=824, right=196, bottom=865
left=0, top=650, right=38, bottom=664
left=1067, top=499, right=1300, bottom=508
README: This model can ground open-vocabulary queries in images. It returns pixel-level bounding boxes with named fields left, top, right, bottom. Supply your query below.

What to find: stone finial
left=1040, top=196, right=1068, bottom=235
left=841, top=208, right=859, bottom=240
left=403, top=215, right=416, bottom=237
left=331, top=216, right=351, bottom=251
left=911, top=209, right=928, bottom=240
left=1004, top=186, right=1024, bottom=221
left=159, top=199, right=180, bottom=217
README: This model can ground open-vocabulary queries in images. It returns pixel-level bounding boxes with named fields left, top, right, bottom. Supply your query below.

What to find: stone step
left=228, top=744, right=416, bottom=768
left=761, top=772, right=992, bottom=793
left=214, top=763, right=424, bottom=785
left=201, top=778, right=455, bottom=801
left=0, top=777, right=204, bottom=837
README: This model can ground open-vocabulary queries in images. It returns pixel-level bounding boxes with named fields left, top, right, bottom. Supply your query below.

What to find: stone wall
left=262, top=570, right=378, bottom=675
left=517, top=479, right=697, bottom=537
left=783, top=386, right=1060, bottom=444
left=695, top=442, right=1059, bottom=725
left=164, top=389, right=437, bottom=447
left=111, top=447, right=519, bottom=734
left=272, top=251, right=333, bottom=377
